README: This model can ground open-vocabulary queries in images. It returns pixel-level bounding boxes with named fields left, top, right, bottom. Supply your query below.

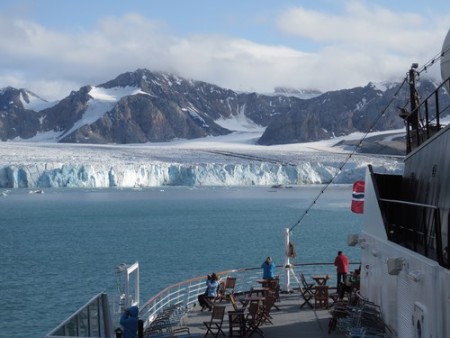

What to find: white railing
left=46, top=262, right=360, bottom=337
left=138, top=262, right=360, bottom=329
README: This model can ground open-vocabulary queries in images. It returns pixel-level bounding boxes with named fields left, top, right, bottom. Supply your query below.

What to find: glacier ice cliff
left=0, top=142, right=403, bottom=188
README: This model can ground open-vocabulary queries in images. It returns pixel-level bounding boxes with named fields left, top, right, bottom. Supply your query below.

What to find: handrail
left=46, top=292, right=113, bottom=338
left=406, top=77, right=450, bottom=153
left=378, top=198, right=438, bottom=209
left=138, top=262, right=361, bottom=330
left=378, top=197, right=445, bottom=266
left=46, top=261, right=361, bottom=337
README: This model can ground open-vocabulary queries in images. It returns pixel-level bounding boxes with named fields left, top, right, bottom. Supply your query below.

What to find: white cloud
left=0, top=3, right=449, bottom=101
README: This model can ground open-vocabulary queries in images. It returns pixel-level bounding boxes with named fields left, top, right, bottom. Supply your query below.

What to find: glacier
left=0, top=135, right=404, bottom=189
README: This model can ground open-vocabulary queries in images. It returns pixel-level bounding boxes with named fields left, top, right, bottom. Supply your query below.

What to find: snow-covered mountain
left=1, top=69, right=448, bottom=147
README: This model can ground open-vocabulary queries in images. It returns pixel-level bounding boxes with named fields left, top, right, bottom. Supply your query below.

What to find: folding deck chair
left=299, top=273, right=314, bottom=309
left=203, top=305, right=226, bottom=337
left=245, top=302, right=264, bottom=337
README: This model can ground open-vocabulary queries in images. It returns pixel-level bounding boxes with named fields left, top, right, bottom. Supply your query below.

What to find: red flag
left=351, top=181, right=365, bottom=214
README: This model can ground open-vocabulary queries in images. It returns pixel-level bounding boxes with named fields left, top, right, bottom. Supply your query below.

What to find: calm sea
left=0, top=185, right=361, bottom=338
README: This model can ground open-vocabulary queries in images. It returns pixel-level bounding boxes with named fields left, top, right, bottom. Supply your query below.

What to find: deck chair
left=299, top=272, right=315, bottom=290
left=215, top=277, right=236, bottom=302
left=228, top=293, right=246, bottom=337
left=299, top=273, right=314, bottom=309
left=223, top=277, right=236, bottom=300
left=244, top=301, right=264, bottom=337
left=259, top=293, right=276, bottom=325
left=229, top=293, right=245, bottom=312
left=266, top=278, right=281, bottom=311
left=203, top=305, right=226, bottom=337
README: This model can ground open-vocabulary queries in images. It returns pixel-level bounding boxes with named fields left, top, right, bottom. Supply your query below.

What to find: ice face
left=0, top=133, right=403, bottom=188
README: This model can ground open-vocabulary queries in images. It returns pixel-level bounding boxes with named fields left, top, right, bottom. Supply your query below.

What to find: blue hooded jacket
left=261, top=260, right=275, bottom=279
left=120, top=306, right=139, bottom=338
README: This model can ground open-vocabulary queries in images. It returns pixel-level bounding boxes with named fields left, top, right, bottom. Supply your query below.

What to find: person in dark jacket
left=120, top=306, right=139, bottom=338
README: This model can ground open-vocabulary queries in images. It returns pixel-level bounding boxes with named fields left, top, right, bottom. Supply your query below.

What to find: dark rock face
left=0, top=87, right=43, bottom=140
left=41, top=86, right=92, bottom=136
left=0, top=70, right=448, bottom=148
left=258, top=84, right=409, bottom=145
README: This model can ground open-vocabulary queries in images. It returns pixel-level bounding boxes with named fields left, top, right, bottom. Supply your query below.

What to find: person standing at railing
left=198, top=273, right=220, bottom=311
left=120, top=306, right=139, bottom=338
left=261, top=256, right=276, bottom=279
left=334, top=251, right=349, bottom=288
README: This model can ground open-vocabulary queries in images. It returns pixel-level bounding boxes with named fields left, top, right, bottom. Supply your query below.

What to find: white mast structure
left=283, top=228, right=299, bottom=292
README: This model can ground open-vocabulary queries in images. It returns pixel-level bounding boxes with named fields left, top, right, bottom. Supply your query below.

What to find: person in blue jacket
left=120, top=306, right=139, bottom=338
left=261, top=256, right=275, bottom=279
left=198, top=273, right=220, bottom=311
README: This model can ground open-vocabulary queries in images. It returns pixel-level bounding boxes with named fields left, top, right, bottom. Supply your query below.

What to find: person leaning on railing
left=261, top=256, right=276, bottom=279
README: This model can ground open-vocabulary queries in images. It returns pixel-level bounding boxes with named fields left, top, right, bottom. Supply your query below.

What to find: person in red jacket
left=334, top=251, right=349, bottom=288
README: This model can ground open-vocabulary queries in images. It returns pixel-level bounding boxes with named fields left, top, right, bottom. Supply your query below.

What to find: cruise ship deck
left=174, top=291, right=345, bottom=337
left=47, top=263, right=364, bottom=338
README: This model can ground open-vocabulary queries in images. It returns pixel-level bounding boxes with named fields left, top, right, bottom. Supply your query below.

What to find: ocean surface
left=1, top=185, right=362, bottom=338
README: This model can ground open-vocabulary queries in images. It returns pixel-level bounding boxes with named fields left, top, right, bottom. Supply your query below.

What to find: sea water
left=0, top=185, right=362, bottom=338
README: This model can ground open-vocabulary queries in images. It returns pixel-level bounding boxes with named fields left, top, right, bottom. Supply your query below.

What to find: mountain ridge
left=0, top=69, right=448, bottom=153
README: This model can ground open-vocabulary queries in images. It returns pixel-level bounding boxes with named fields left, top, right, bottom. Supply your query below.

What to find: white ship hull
left=362, top=169, right=450, bottom=337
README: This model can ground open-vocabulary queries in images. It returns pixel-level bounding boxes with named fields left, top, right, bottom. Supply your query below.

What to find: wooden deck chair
left=299, top=273, right=314, bottom=309
left=259, top=294, right=276, bottom=325
left=229, top=293, right=245, bottom=312
left=216, top=277, right=236, bottom=302
left=203, top=305, right=226, bottom=337
left=223, top=277, right=236, bottom=300
left=244, top=302, right=264, bottom=337
left=266, top=278, right=281, bottom=311
left=228, top=294, right=246, bottom=337
left=299, top=272, right=315, bottom=290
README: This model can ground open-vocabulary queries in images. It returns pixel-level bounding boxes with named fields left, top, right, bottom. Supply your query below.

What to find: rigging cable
left=418, top=42, right=450, bottom=75
left=289, top=78, right=408, bottom=233
left=289, top=45, right=449, bottom=234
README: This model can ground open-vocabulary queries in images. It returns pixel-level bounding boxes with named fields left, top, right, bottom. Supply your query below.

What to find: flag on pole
left=351, top=181, right=365, bottom=214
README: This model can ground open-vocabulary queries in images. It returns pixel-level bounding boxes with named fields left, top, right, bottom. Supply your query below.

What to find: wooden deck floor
left=178, top=292, right=346, bottom=337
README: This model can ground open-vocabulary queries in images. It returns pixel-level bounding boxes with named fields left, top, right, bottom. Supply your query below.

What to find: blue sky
left=0, top=0, right=450, bottom=100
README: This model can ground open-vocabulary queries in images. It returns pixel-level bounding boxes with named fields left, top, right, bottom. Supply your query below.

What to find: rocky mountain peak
left=1, top=69, right=448, bottom=154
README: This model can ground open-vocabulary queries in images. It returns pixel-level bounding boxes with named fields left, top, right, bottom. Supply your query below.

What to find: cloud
left=275, top=2, right=449, bottom=84
left=0, top=2, right=449, bottom=101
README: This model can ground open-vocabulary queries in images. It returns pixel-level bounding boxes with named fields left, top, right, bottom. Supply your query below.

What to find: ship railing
left=45, top=292, right=113, bottom=338
left=138, top=262, right=360, bottom=331
left=379, top=197, right=446, bottom=267
left=406, top=76, right=450, bottom=153
left=45, top=262, right=360, bottom=337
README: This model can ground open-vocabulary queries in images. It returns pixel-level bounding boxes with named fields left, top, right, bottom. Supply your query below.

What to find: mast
left=283, top=228, right=292, bottom=292
left=406, top=63, right=419, bottom=153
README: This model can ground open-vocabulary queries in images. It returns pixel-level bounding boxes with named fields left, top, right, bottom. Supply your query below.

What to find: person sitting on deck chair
left=198, top=273, right=220, bottom=311
left=339, top=267, right=360, bottom=299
